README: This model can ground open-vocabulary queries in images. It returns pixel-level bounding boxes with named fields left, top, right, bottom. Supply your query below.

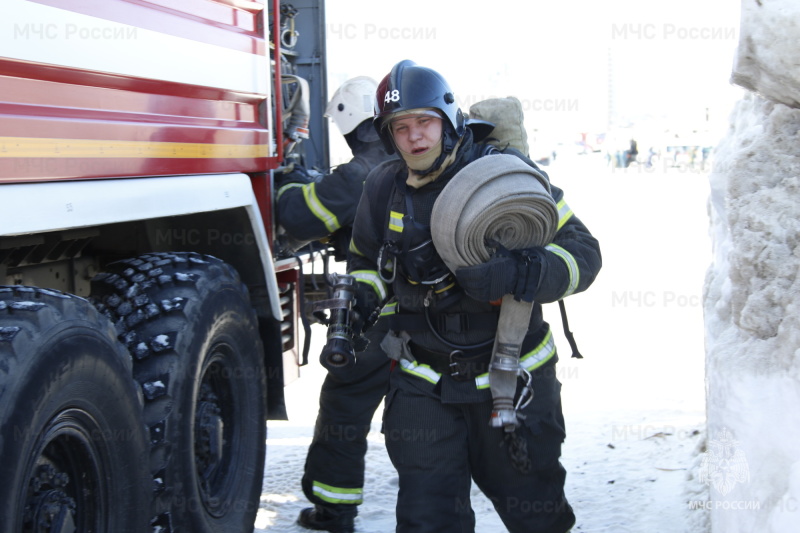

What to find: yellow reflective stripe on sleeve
left=348, top=239, right=362, bottom=256
left=474, top=329, right=557, bottom=389
left=389, top=210, right=404, bottom=233
left=302, top=182, right=340, bottom=233
left=312, top=481, right=363, bottom=504
left=545, top=243, right=580, bottom=298
left=276, top=182, right=304, bottom=201
left=350, top=270, right=388, bottom=301
left=557, top=199, right=574, bottom=230
left=398, top=358, right=441, bottom=384
left=380, top=301, right=398, bottom=316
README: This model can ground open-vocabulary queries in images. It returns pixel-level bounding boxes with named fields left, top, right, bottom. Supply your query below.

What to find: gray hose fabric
left=431, top=154, right=559, bottom=431
left=431, top=154, right=558, bottom=272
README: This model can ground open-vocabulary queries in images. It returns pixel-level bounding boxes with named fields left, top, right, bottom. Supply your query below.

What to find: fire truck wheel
left=90, top=252, right=267, bottom=533
left=0, top=286, right=150, bottom=533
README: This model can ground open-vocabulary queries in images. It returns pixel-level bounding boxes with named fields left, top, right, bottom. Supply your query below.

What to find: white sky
left=324, top=0, right=744, bottom=151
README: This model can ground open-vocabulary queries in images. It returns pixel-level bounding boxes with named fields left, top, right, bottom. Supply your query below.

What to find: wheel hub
left=196, top=395, right=224, bottom=476
left=26, top=464, right=77, bottom=533
left=195, top=381, right=226, bottom=514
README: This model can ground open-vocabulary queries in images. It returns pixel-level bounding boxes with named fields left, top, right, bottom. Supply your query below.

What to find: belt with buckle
left=409, top=342, right=492, bottom=381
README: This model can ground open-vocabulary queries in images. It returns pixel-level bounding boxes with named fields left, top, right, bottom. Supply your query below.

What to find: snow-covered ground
left=255, top=154, right=712, bottom=532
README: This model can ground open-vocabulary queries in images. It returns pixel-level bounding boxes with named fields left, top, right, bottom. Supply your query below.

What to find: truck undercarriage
left=0, top=0, right=328, bottom=531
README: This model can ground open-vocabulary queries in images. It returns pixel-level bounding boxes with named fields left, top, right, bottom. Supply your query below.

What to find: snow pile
left=705, top=94, right=800, bottom=532
left=704, top=0, right=800, bottom=529
left=731, top=0, right=800, bottom=109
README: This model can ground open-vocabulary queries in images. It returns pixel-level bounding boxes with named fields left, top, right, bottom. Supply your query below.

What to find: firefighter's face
left=389, top=114, right=443, bottom=156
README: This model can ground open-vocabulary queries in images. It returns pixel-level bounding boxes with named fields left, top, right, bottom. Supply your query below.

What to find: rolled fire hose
left=282, top=74, right=310, bottom=147
left=431, top=154, right=558, bottom=432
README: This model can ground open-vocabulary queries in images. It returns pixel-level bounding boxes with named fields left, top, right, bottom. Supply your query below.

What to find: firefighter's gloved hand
left=351, top=280, right=381, bottom=337
left=275, top=165, right=312, bottom=189
left=455, top=251, right=542, bottom=303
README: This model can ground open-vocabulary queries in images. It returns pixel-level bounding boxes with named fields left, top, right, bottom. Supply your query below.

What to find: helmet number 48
left=384, top=90, right=400, bottom=104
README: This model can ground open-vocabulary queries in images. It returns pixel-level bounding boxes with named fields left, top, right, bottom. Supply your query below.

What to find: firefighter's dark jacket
left=348, top=129, right=602, bottom=357
left=275, top=121, right=395, bottom=243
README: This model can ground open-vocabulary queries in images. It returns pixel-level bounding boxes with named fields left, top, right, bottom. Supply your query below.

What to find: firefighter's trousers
left=383, top=357, right=576, bottom=533
left=301, top=320, right=391, bottom=508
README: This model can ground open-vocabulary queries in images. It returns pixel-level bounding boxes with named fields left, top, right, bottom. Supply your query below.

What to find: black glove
left=455, top=249, right=543, bottom=303
left=275, top=165, right=312, bottom=189
left=351, top=280, right=381, bottom=335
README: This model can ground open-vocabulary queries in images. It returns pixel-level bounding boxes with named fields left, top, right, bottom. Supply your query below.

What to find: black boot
left=297, top=504, right=357, bottom=533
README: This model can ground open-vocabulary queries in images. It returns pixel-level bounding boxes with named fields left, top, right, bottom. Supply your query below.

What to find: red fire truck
left=0, top=1, right=329, bottom=531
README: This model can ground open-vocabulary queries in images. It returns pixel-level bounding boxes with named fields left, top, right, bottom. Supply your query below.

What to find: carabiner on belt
left=515, top=368, right=534, bottom=412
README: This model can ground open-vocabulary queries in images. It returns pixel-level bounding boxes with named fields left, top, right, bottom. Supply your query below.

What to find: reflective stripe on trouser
left=383, top=360, right=575, bottom=533
left=301, top=320, right=391, bottom=508
left=311, top=481, right=363, bottom=505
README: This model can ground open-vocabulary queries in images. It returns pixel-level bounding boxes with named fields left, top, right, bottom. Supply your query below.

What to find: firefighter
left=275, top=76, right=396, bottom=260
left=296, top=318, right=390, bottom=533
left=294, top=77, right=396, bottom=533
left=346, top=60, right=602, bottom=532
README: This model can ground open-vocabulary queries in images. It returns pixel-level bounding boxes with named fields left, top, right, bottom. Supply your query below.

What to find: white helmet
left=324, top=76, right=378, bottom=136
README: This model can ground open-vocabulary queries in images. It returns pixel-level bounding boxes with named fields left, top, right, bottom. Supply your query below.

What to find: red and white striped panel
left=0, top=0, right=275, bottom=182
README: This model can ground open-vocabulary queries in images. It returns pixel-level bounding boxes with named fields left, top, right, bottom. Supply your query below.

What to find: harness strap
left=559, top=299, right=583, bottom=358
